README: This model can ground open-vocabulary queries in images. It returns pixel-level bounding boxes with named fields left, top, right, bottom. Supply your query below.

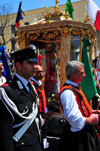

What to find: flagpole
left=95, top=93, right=100, bottom=113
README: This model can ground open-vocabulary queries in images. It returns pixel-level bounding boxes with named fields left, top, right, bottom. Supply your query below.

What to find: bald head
left=33, top=65, right=44, bottom=81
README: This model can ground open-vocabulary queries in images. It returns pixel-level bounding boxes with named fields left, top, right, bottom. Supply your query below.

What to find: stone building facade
left=0, top=0, right=93, bottom=51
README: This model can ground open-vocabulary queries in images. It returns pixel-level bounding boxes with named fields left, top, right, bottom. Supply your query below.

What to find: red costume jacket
left=59, top=84, right=92, bottom=117
left=32, top=81, right=46, bottom=113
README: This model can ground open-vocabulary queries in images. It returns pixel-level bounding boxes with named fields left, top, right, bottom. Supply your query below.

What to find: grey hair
left=66, top=61, right=84, bottom=79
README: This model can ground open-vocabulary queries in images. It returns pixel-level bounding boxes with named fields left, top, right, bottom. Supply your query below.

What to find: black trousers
left=59, top=123, right=100, bottom=151
left=14, top=144, right=44, bottom=151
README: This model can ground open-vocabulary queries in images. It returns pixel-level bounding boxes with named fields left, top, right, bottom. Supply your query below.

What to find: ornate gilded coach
left=17, top=1, right=96, bottom=114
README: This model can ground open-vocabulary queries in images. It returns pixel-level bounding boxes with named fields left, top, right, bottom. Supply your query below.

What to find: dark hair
left=14, top=58, right=24, bottom=65
left=14, top=58, right=24, bottom=70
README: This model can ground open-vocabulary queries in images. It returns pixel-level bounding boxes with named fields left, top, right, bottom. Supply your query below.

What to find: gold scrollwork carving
left=67, top=27, right=74, bottom=37
left=21, top=31, right=27, bottom=37
left=57, top=27, right=62, bottom=32
left=69, top=27, right=74, bottom=33
left=57, top=26, right=73, bottom=37
left=17, top=37, right=24, bottom=46
left=17, top=31, right=27, bottom=45
left=63, top=27, right=69, bottom=34
left=26, top=34, right=30, bottom=39
left=90, top=37, right=96, bottom=45
left=71, top=30, right=80, bottom=36
left=40, top=28, right=43, bottom=33
left=80, top=29, right=86, bottom=37
left=26, top=33, right=40, bottom=40
left=43, top=31, right=59, bottom=39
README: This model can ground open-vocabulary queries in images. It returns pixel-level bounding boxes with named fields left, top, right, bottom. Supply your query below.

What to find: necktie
left=27, top=82, right=36, bottom=102
left=27, top=82, right=32, bottom=91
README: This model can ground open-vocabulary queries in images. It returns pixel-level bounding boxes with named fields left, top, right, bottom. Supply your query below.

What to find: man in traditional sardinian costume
left=0, top=45, right=44, bottom=151
left=59, top=61, right=100, bottom=151
left=31, top=65, right=51, bottom=149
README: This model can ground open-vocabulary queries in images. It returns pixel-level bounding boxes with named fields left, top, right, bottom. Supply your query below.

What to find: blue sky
left=0, top=0, right=100, bottom=13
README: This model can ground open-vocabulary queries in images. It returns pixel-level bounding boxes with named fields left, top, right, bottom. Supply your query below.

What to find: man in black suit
left=0, top=45, right=44, bottom=151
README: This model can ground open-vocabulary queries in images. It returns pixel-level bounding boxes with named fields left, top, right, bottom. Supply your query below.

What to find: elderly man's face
left=71, top=65, right=86, bottom=84
left=36, top=66, right=44, bottom=80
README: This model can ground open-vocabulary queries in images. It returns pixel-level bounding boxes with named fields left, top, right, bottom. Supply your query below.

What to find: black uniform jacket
left=0, top=76, right=43, bottom=151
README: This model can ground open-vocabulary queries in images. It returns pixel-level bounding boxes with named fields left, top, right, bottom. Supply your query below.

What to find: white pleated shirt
left=60, top=80, right=86, bottom=132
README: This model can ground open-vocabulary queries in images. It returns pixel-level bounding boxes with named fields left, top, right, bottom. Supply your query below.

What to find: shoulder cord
left=0, top=87, right=42, bottom=142
left=0, top=87, right=39, bottom=121
left=13, top=104, right=38, bottom=142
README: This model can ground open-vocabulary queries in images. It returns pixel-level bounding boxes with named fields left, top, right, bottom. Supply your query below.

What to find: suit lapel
left=13, top=76, right=35, bottom=102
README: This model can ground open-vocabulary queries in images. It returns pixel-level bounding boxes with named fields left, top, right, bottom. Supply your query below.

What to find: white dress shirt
left=60, top=80, right=86, bottom=132
left=0, top=75, right=6, bottom=86
left=31, top=77, right=42, bottom=86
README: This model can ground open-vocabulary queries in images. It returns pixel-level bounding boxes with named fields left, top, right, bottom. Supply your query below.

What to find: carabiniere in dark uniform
left=0, top=45, right=44, bottom=151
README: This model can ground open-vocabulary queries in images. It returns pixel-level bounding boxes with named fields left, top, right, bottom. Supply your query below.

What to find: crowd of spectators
left=6, top=49, right=16, bottom=78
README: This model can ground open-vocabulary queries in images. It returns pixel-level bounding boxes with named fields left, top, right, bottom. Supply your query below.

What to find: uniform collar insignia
left=16, top=80, right=23, bottom=89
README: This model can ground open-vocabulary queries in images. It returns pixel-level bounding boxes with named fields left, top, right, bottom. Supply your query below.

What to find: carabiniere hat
left=11, top=44, right=37, bottom=63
